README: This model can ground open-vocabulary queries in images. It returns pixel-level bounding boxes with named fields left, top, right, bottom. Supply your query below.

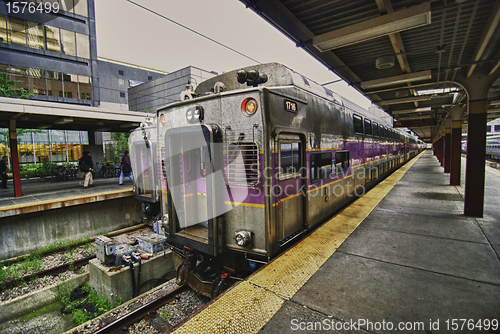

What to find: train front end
left=158, top=76, right=267, bottom=297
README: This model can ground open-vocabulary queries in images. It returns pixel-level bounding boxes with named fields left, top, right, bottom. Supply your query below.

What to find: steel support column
left=444, top=119, right=452, bottom=173
left=9, top=120, right=23, bottom=197
left=464, top=100, right=487, bottom=217
left=449, top=106, right=465, bottom=185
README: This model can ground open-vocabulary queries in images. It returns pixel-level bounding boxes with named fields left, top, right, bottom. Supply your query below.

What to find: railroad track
left=0, top=255, right=95, bottom=293
left=0, top=223, right=150, bottom=295
left=92, top=285, right=188, bottom=334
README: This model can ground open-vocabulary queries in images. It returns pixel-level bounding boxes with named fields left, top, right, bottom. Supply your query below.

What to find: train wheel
left=210, top=272, right=229, bottom=299
left=176, top=262, right=186, bottom=285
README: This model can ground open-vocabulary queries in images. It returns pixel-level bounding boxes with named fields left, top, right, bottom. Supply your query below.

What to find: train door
left=276, top=133, right=306, bottom=246
left=165, top=124, right=224, bottom=256
left=130, top=136, right=158, bottom=203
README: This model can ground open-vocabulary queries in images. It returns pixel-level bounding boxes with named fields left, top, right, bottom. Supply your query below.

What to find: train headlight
left=235, top=230, right=252, bottom=247
left=186, top=106, right=204, bottom=123
left=241, top=98, right=258, bottom=116
left=160, top=117, right=166, bottom=127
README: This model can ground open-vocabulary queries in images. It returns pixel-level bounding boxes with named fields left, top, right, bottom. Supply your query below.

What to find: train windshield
left=130, top=139, right=158, bottom=202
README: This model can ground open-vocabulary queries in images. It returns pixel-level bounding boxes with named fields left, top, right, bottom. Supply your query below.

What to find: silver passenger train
left=129, top=63, right=425, bottom=297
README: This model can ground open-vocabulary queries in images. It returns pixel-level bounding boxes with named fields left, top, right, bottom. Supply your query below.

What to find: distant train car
left=143, top=63, right=423, bottom=297
left=129, top=116, right=165, bottom=226
left=486, top=139, right=500, bottom=161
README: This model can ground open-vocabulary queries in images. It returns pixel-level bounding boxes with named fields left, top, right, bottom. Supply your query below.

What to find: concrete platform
left=173, top=151, right=500, bottom=333
left=0, top=177, right=139, bottom=260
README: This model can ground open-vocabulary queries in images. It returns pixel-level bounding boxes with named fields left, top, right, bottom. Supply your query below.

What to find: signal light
left=241, top=98, right=258, bottom=116
left=160, top=117, right=166, bottom=126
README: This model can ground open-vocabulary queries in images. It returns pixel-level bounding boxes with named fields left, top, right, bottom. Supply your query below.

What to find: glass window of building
left=0, top=15, right=7, bottom=43
left=34, top=131, right=50, bottom=163
left=7, top=17, right=26, bottom=46
left=26, top=21, right=44, bottom=49
left=30, top=68, right=47, bottom=96
left=78, top=75, right=92, bottom=100
left=60, top=29, right=76, bottom=56
left=76, top=33, right=89, bottom=58
left=74, top=0, right=88, bottom=17
left=50, top=130, right=66, bottom=162
left=495, top=125, right=500, bottom=132
left=487, top=126, right=492, bottom=133
left=62, top=73, right=78, bottom=99
left=46, top=70, right=63, bottom=97
left=60, top=0, right=74, bottom=13
left=44, top=25, right=61, bottom=53
left=9, top=66, right=29, bottom=91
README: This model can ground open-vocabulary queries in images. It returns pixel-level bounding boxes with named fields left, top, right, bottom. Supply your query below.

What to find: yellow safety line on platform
left=173, top=152, right=424, bottom=334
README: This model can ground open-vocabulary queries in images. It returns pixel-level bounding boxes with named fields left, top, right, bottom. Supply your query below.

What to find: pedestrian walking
left=80, top=151, right=94, bottom=188
left=0, top=156, right=8, bottom=189
left=77, top=154, right=85, bottom=185
left=119, top=151, right=133, bottom=185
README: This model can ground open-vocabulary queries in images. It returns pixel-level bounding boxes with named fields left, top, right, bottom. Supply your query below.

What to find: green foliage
left=161, top=311, right=172, bottom=320
left=57, top=282, right=122, bottom=326
left=111, top=132, right=129, bottom=161
left=0, top=253, right=43, bottom=285
left=0, top=72, right=34, bottom=99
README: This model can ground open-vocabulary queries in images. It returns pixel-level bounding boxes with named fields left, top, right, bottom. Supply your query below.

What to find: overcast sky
left=94, top=0, right=372, bottom=109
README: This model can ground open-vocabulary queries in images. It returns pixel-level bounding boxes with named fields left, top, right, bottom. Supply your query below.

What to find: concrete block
left=89, top=250, right=174, bottom=304
left=137, top=234, right=167, bottom=254
left=0, top=273, right=88, bottom=323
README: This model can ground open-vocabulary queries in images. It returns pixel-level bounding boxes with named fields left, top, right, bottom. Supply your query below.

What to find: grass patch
left=56, top=282, right=122, bottom=326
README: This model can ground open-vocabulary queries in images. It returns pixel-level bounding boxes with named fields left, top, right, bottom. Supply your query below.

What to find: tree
left=0, top=71, right=38, bottom=166
left=0, top=72, right=34, bottom=99
left=111, top=132, right=129, bottom=161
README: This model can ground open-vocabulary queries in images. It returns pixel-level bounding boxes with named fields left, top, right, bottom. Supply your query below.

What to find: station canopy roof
left=240, top=0, right=500, bottom=141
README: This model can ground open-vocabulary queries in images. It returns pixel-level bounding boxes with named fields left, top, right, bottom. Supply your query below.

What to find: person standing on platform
left=80, top=151, right=94, bottom=189
left=119, top=151, right=133, bottom=185
left=0, top=156, right=8, bottom=189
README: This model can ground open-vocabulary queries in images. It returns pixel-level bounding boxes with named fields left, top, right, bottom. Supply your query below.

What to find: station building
left=0, top=0, right=167, bottom=164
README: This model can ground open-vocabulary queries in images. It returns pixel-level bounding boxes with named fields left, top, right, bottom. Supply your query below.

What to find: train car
left=128, top=116, right=166, bottom=228
left=486, top=138, right=500, bottom=161
left=148, top=63, right=421, bottom=298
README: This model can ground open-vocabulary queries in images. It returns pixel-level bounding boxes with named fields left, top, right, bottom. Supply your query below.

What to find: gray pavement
left=260, top=151, right=500, bottom=333
left=0, top=177, right=133, bottom=209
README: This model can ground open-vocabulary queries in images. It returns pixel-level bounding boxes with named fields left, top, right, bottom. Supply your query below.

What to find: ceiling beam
left=361, top=70, right=432, bottom=90
left=467, top=0, right=500, bottom=78
left=375, top=0, right=420, bottom=107
left=313, top=2, right=431, bottom=51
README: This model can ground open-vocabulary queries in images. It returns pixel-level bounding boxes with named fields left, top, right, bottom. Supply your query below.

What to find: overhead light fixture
left=38, top=124, right=51, bottom=129
left=397, top=115, right=434, bottom=120
left=376, top=56, right=396, bottom=69
left=96, top=127, right=111, bottom=131
left=313, top=2, right=431, bottom=51
left=378, top=95, right=432, bottom=106
left=361, top=70, right=432, bottom=90
left=392, top=107, right=432, bottom=115
left=54, top=118, right=73, bottom=124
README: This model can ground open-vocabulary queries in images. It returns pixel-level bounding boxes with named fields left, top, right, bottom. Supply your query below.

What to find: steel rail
left=92, top=284, right=188, bottom=334
left=1, top=255, right=95, bottom=292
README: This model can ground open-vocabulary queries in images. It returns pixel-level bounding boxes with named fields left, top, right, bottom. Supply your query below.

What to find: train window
left=373, top=122, right=379, bottom=137
left=227, top=142, right=259, bottom=186
left=365, top=168, right=372, bottom=183
left=364, top=119, right=372, bottom=136
left=310, top=152, right=332, bottom=183
left=335, top=151, right=350, bottom=175
left=280, top=142, right=300, bottom=178
left=372, top=166, right=379, bottom=180
left=353, top=114, right=363, bottom=134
